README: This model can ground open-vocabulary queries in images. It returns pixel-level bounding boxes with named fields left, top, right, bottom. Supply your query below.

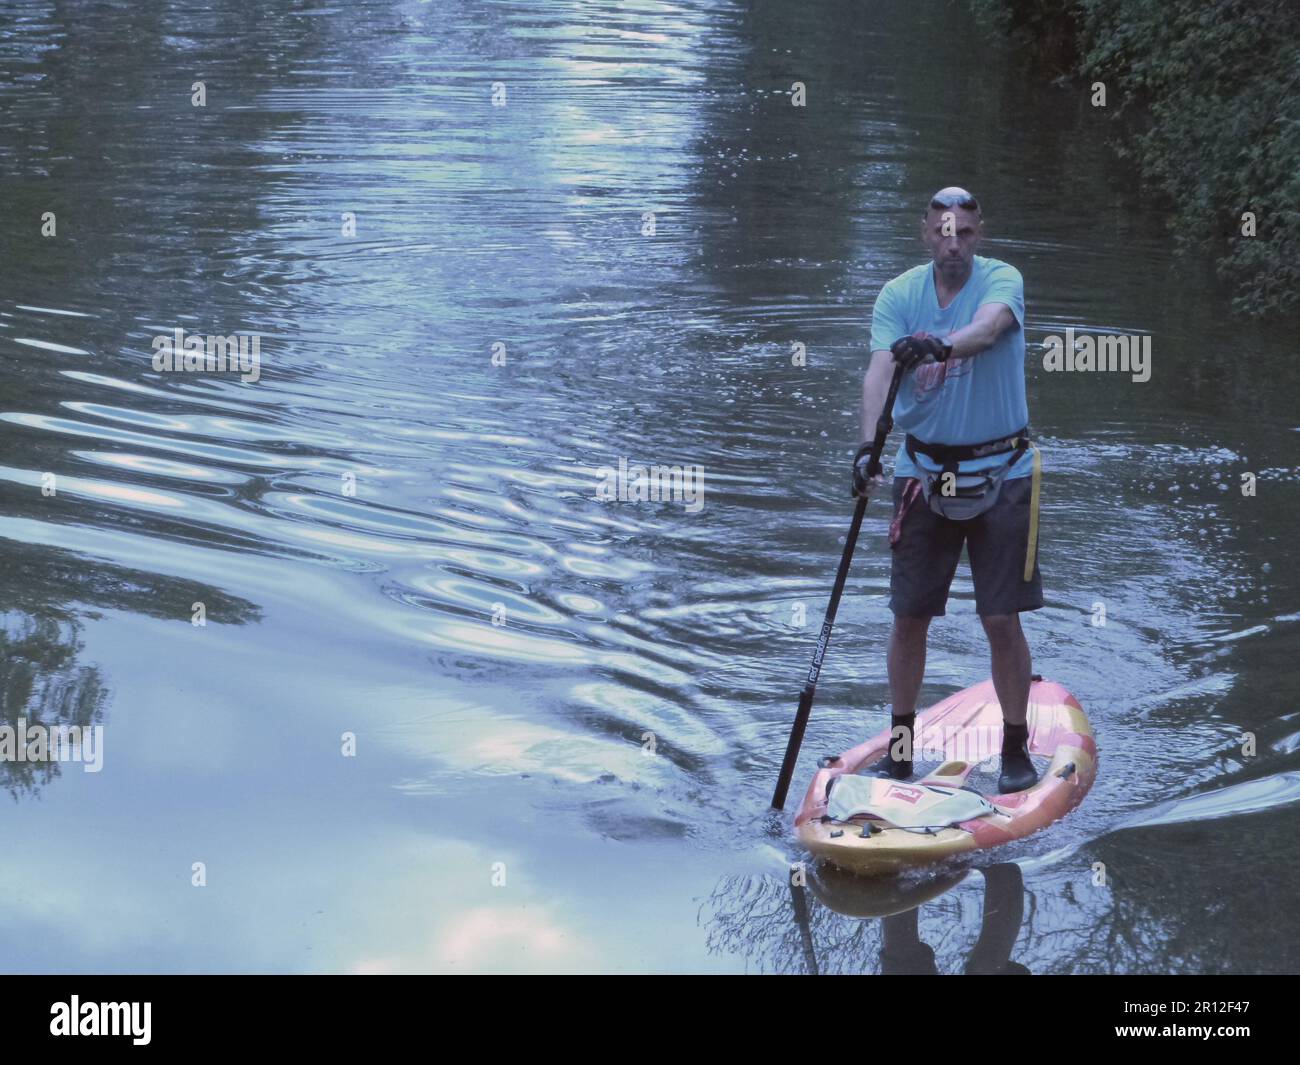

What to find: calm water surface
left=1, top=0, right=1297, bottom=973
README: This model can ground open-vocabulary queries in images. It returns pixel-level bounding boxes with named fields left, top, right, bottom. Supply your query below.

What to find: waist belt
left=905, top=428, right=1029, bottom=476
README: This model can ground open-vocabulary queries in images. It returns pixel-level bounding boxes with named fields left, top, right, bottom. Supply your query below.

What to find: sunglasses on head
left=930, top=193, right=980, bottom=213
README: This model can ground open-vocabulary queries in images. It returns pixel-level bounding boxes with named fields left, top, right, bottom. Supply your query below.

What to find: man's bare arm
left=946, top=302, right=1016, bottom=359
left=860, top=348, right=895, bottom=445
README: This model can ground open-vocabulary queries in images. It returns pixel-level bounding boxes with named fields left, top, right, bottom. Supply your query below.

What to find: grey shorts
left=889, top=474, right=1043, bottom=618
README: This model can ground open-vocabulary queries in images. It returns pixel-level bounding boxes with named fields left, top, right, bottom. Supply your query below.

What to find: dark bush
left=973, top=0, right=1300, bottom=315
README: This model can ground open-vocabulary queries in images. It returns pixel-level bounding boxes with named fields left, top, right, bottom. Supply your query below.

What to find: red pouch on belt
left=889, top=477, right=922, bottom=547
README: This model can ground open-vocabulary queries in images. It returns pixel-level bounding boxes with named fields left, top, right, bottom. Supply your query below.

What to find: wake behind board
left=794, top=678, right=1096, bottom=875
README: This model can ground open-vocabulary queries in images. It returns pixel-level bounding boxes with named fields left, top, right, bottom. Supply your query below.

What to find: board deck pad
left=865, top=755, right=1048, bottom=797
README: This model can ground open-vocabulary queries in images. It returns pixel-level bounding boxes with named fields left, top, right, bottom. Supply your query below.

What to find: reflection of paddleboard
left=794, top=678, right=1096, bottom=875
left=808, top=862, right=967, bottom=918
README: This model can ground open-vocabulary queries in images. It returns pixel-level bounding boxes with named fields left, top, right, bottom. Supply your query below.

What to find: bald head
left=925, top=186, right=982, bottom=220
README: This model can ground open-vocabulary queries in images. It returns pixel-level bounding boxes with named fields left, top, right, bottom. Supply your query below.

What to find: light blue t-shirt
left=869, top=255, right=1033, bottom=480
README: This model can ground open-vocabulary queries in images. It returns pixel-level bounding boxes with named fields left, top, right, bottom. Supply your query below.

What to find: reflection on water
left=0, top=0, right=1297, bottom=972
left=0, top=613, right=105, bottom=798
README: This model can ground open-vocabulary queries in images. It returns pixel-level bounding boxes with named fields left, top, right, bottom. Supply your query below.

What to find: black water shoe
left=871, top=714, right=914, bottom=780
left=998, top=721, right=1039, bottom=793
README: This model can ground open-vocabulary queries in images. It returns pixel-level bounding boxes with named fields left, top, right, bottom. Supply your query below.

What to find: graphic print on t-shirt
left=912, top=356, right=972, bottom=402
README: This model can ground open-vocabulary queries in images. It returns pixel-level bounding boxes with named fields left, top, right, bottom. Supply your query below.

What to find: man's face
left=921, top=206, right=982, bottom=282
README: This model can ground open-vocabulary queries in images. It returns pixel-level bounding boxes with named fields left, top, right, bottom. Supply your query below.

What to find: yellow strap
left=1023, top=445, right=1042, bottom=582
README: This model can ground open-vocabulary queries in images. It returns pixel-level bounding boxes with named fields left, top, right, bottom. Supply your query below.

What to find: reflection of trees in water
left=1034, top=827, right=1300, bottom=974
left=0, top=539, right=261, bottom=800
left=954, top=857, right=1181, bottom=974
left=699, top=873, right=868, bottom=974
left=0, top=613, right=106, bottom=799
left=701, top=870, right=973, bottom=975
left=1026, top=843, right=1197, bottom=975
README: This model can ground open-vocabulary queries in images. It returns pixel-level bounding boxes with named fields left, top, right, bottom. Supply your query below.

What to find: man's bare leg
left=889, top=615, right=931, bottom=718
left=983, top=613, right=1030, bottom=725
left=981, top=612, right=1037, bottom=791
left=874, top=615, right=930, bottom=778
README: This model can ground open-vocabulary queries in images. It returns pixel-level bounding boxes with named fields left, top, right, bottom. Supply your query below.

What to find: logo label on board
left=885, top=784, right=924, bottom=804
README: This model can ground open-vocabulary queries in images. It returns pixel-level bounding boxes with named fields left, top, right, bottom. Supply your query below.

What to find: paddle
left=770, top=362, right=905, bottom=810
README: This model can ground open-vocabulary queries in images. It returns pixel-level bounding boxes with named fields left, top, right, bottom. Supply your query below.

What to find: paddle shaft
left=770, top=363, right=905, bottom=810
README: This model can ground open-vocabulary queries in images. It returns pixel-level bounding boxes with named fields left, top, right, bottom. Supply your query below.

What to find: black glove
left=890, top=333, right=952, bottom=372
left=851, top=442, right=882, bottom=497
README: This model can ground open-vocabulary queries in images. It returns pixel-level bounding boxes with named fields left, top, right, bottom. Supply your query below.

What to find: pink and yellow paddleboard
left=794, top=678, right=1096, bottom=875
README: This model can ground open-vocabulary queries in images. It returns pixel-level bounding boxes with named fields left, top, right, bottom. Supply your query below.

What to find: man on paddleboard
left=852, top=187, right=1041, bottom=793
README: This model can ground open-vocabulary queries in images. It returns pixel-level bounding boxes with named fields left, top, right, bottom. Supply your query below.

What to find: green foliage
left=978, top=0, right=1300, bottom=315
left=969, top=0, right=1081, bottom=69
